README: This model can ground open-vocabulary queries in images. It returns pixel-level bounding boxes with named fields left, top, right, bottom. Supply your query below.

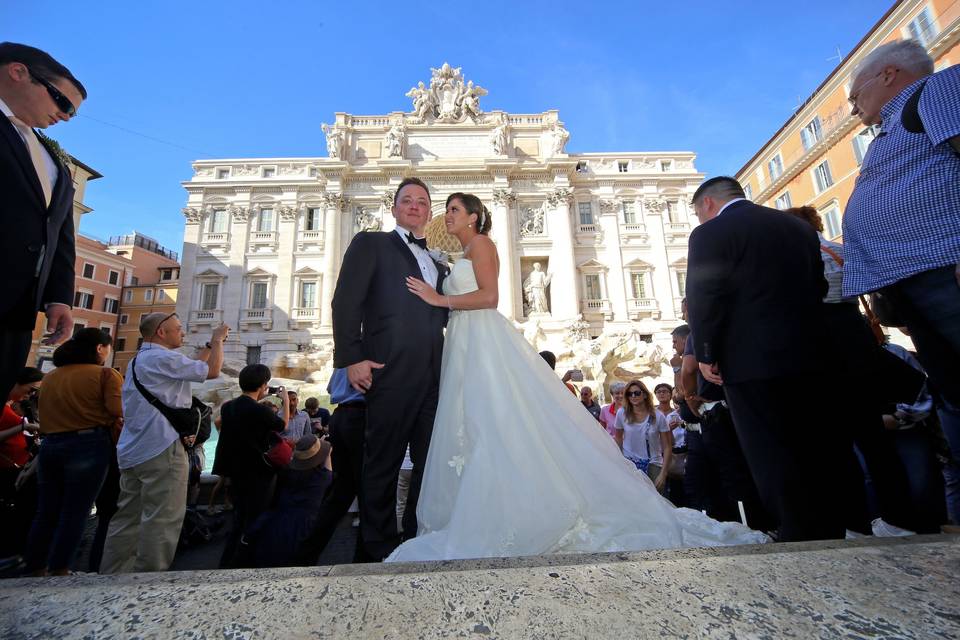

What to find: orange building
left=108, top=233, right=180, bottom=374
left=28, top=235, right=133, bottom=370
left=736, top=0, right=959, bottom=238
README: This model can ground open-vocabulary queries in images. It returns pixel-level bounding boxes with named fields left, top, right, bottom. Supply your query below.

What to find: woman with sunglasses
left=25, top=328, right=121, bottom=576
left=0, top=367, right=44, bottom=558
left=615, top=380, right=673, bottom=494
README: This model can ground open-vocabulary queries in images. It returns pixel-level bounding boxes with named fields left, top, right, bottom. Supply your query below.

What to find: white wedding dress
left=386, top=259, right=768, bottom=562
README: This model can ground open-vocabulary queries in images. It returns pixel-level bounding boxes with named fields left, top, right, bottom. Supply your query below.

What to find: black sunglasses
left=627, top=390, right=645, bottom=398
left=27, top=68, right=77, bottom=117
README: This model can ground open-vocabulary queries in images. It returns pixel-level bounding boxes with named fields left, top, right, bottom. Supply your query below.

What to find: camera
left=268, top=386, right=282, bottom=395
left=568, top=369, right=584, bottom=382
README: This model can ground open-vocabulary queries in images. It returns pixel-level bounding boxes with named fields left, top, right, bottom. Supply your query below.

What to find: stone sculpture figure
left=489, top=114, right=509, bottom=155
left=550, top=122, right=570, bottom=156
left=523, top=262, right=552, bottom=315
left=406, top=81, right=434, bottom=120
left=459, top=80, right=487, bottom=120
left=518, top=205, right=545, bottom=237
left=321, top=123, right=343, bottom=159
left=385, top=122, right=405, bottom=158
left=355, top=206, right=381, bottom=233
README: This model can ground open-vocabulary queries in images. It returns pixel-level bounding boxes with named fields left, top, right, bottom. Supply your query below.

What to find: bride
left=390, top=193, right=768, bottom=562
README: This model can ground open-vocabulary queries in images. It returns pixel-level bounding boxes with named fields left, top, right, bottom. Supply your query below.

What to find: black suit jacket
left=686, top=200, right=827, bottom=384
left=331, top=231, right=449, bottom=391
left=0, top=116, right=76, bottom=329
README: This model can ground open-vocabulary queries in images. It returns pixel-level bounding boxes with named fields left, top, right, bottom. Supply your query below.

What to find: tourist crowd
left=0, top=38, right=958, bottom=576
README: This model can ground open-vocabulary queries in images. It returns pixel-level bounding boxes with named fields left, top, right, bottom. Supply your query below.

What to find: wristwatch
left=204, top=341, right=212, bottom=349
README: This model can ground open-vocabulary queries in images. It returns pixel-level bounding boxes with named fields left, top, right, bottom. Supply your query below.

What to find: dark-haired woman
left=25, top=328, right=121, bottom=575
left=391, top=193, right=766, bottom=562
left=0, top=367, right=44, bottom=558
left=615, top=380, right=673, bottom=494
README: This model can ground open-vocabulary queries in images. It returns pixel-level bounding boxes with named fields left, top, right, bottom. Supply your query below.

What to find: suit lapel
left=389, top=230, right=422, bottom=276
left=0, top=116, right=46, bottom=207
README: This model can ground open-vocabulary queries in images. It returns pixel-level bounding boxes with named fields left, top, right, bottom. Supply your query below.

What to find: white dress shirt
left=118, top=344, right=209, bottom=469
left=0, top=96, right=59, bottom=192
left=716, top=197, right=747, bottom=217
left=394, top=226, right=439, bottom=285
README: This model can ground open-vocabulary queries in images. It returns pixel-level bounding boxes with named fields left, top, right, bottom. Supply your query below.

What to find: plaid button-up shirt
left=842, top=64, right=960, bottom=296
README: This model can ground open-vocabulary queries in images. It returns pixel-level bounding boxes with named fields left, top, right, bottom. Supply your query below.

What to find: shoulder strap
left=129, top=356, right=164, bottom=409
left=901, top=79, right=928, bottom=134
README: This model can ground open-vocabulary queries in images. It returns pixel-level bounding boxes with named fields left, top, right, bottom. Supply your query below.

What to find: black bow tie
left=406, top=232, right=427, bottom=250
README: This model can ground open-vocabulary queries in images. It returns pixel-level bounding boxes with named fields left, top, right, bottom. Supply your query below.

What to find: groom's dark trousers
left=331, top=230, right=447, bottom=561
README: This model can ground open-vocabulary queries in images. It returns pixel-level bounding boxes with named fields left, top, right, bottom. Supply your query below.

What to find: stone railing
left=240, top=308, right=273, bottom=327
left=627, top=298, right=659, bottom=320
left=189, top=309, right=223, bottom=327
left=619, top=222, right=650, bottom=245
left=580, top=299, right=613, bottom=318
left=577, top=224, right=599, bottom=233
left=201, top=232, right=230, bottom=245
left=297, top=230, right=324, bottom=252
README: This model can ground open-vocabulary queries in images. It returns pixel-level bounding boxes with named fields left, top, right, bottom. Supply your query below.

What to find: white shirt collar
left=0, top=96, right=13, bottom=119
left=716, top=198, right=747, bottom=217
left=394, top=225, right=425, bottom=242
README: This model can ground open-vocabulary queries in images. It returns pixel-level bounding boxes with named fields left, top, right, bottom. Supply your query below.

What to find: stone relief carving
left=676, top=159, right=693, bottom=169
left=492, top=188, right=516, bottom=206
left=194, top=168, right=214, bottom=177
left=321, top=192, right=349, bottom=211
left=598, top=200, right=619, bottom=214
left=546, top=188, right=573, bottom=208
left=644, top=198, right=666, bottom=213
left=380, top=192, right=395, bottom=210
left=385, top=121, right=406, bottom=158
left=523, top=262, right=552, bottom=315
left=566, top=314, right=590, bottom=343
left=278, top=205, right=297, bottom=221
left=518, top=204, right=546, bottom=237
left=489, top=113, right=510, bottom=155
left=279, top=164, right=303, bottom=176
left=354, top=206, right=381, bottom=232
left=321, top=123, right=343, bottom=159
left=549, top=121, right=570, bottom=156
left=182, top=207, right=202, bottom=223
left=406, top=63, right=488, bottom=123
left=229, top=205, right=249, bottom=222
left=234, top=165, right=259, bottom=176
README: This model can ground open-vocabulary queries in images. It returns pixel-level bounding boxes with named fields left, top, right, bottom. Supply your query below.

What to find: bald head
left=140, top=312, right=184, bottom=349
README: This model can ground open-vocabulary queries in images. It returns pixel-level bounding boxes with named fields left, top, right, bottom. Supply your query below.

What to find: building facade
left=736, top=0, right=959, bottom=237
left=109, top=233, right=180, bottom=374
left=177, top=65, right=702, bottom=382
left=28, top=235, right=132, bottom=370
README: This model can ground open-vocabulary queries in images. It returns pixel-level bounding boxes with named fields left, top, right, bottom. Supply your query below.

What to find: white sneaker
left=871, top=518, right=915, bottom=537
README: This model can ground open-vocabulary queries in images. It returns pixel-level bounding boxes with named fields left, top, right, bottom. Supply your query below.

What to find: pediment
left=195, top=268, right=225, bottom=278
left=623, top=258, right=654, bottom=269
left=246, top=267, right=275, bottom=277
left=295, top=266, right=320, bottom=276
left=577, top=258, right=608, bottom=271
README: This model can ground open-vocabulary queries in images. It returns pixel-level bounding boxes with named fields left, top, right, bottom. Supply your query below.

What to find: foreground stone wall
left=2, top=535, right=957, bottom=639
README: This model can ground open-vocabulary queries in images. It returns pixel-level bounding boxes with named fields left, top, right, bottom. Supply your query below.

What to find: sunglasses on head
left=627, top=390, right=645, bottom=398
left=27, top=67, right=77, bottom=117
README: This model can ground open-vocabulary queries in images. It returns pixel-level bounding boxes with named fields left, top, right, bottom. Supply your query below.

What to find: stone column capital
left=182, top=207, right=202, bottom=223
left=492, top=188, right=516, bottom=206
left=321, top=192, right=350, bottom=211
left=546, top=188, right=573, bottom=208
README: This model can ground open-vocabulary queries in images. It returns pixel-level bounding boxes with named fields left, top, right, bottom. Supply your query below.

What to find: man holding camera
left=100, top=314, right=228, bottom=574
left=214, top=363, right=288, bottom=568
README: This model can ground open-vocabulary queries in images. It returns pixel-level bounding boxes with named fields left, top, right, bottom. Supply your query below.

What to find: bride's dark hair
left=446, top=192, right=492, bottom=235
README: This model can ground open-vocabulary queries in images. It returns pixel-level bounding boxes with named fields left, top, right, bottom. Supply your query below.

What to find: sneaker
left=871, top=518, right=915, bottom=537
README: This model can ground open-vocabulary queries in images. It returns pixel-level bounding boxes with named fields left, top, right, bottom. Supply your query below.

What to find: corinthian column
left=320, top=192, right=348, bottom=328
left=546, top=188, right=578, bottom=321
left=491, top=188, right=517, bottom=319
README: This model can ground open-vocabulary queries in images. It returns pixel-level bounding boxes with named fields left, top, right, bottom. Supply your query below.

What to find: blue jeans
left=886, top=265, right=960, bottom=464
left=25, top=428, right=112, bottom=572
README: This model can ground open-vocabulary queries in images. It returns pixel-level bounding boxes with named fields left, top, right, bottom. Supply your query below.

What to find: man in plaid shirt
left=843, top=39, right=960, bottom=476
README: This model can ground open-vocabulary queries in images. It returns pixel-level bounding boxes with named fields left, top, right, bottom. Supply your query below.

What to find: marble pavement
left=1, top=535, right=957, bottom=639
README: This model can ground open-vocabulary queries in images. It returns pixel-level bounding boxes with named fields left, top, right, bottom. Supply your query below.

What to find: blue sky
left=6, top=0, right=892, bottom=255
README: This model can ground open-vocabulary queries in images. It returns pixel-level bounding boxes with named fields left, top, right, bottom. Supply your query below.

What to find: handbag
left=129, top=356, right=212, bottom=441
left=820, top=244, right=887, bottom=343
left=262, top=431, right=293, bottom=469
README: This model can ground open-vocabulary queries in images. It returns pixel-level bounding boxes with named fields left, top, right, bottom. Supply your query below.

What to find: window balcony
left=627, top=298, right=660, bottom=320
left=619, top=222, right=650, bottom=245
left=580, top=298, right=613, bottom=320
left=663, top=221, right=691, bottom=244
left=297, top=230, right=324, bottom=252
left=189, top=309, right=223, bottom=330
left=200, top=233, right=230, bottom=252
left=248, top=231, right=278, bottom=253
left=240, top=307, right=273, bottom=329
left=289, top=307, right=320, bottom=328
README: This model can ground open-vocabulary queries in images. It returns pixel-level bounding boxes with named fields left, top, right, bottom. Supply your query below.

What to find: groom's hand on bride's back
left=347, top=360, right=385, bottom=393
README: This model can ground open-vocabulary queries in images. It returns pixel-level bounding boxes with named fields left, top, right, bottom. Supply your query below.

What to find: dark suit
left=0, top=115, right=76, bottom=399
left=686, top=199, right=845, bottom=541
left=331, top=230, right=447, bottom=560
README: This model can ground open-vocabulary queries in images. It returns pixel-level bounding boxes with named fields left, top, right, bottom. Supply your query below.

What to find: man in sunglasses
left=0, top=43, right=86, bottom=405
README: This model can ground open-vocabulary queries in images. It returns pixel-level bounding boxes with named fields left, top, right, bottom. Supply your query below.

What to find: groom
left=331, top=177, right=449, bottom=561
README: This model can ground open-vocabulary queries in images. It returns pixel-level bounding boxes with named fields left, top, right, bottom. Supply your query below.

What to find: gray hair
left=855, top=39, right=934, bottom=82
left=609, top=381, right=627, bottom=393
